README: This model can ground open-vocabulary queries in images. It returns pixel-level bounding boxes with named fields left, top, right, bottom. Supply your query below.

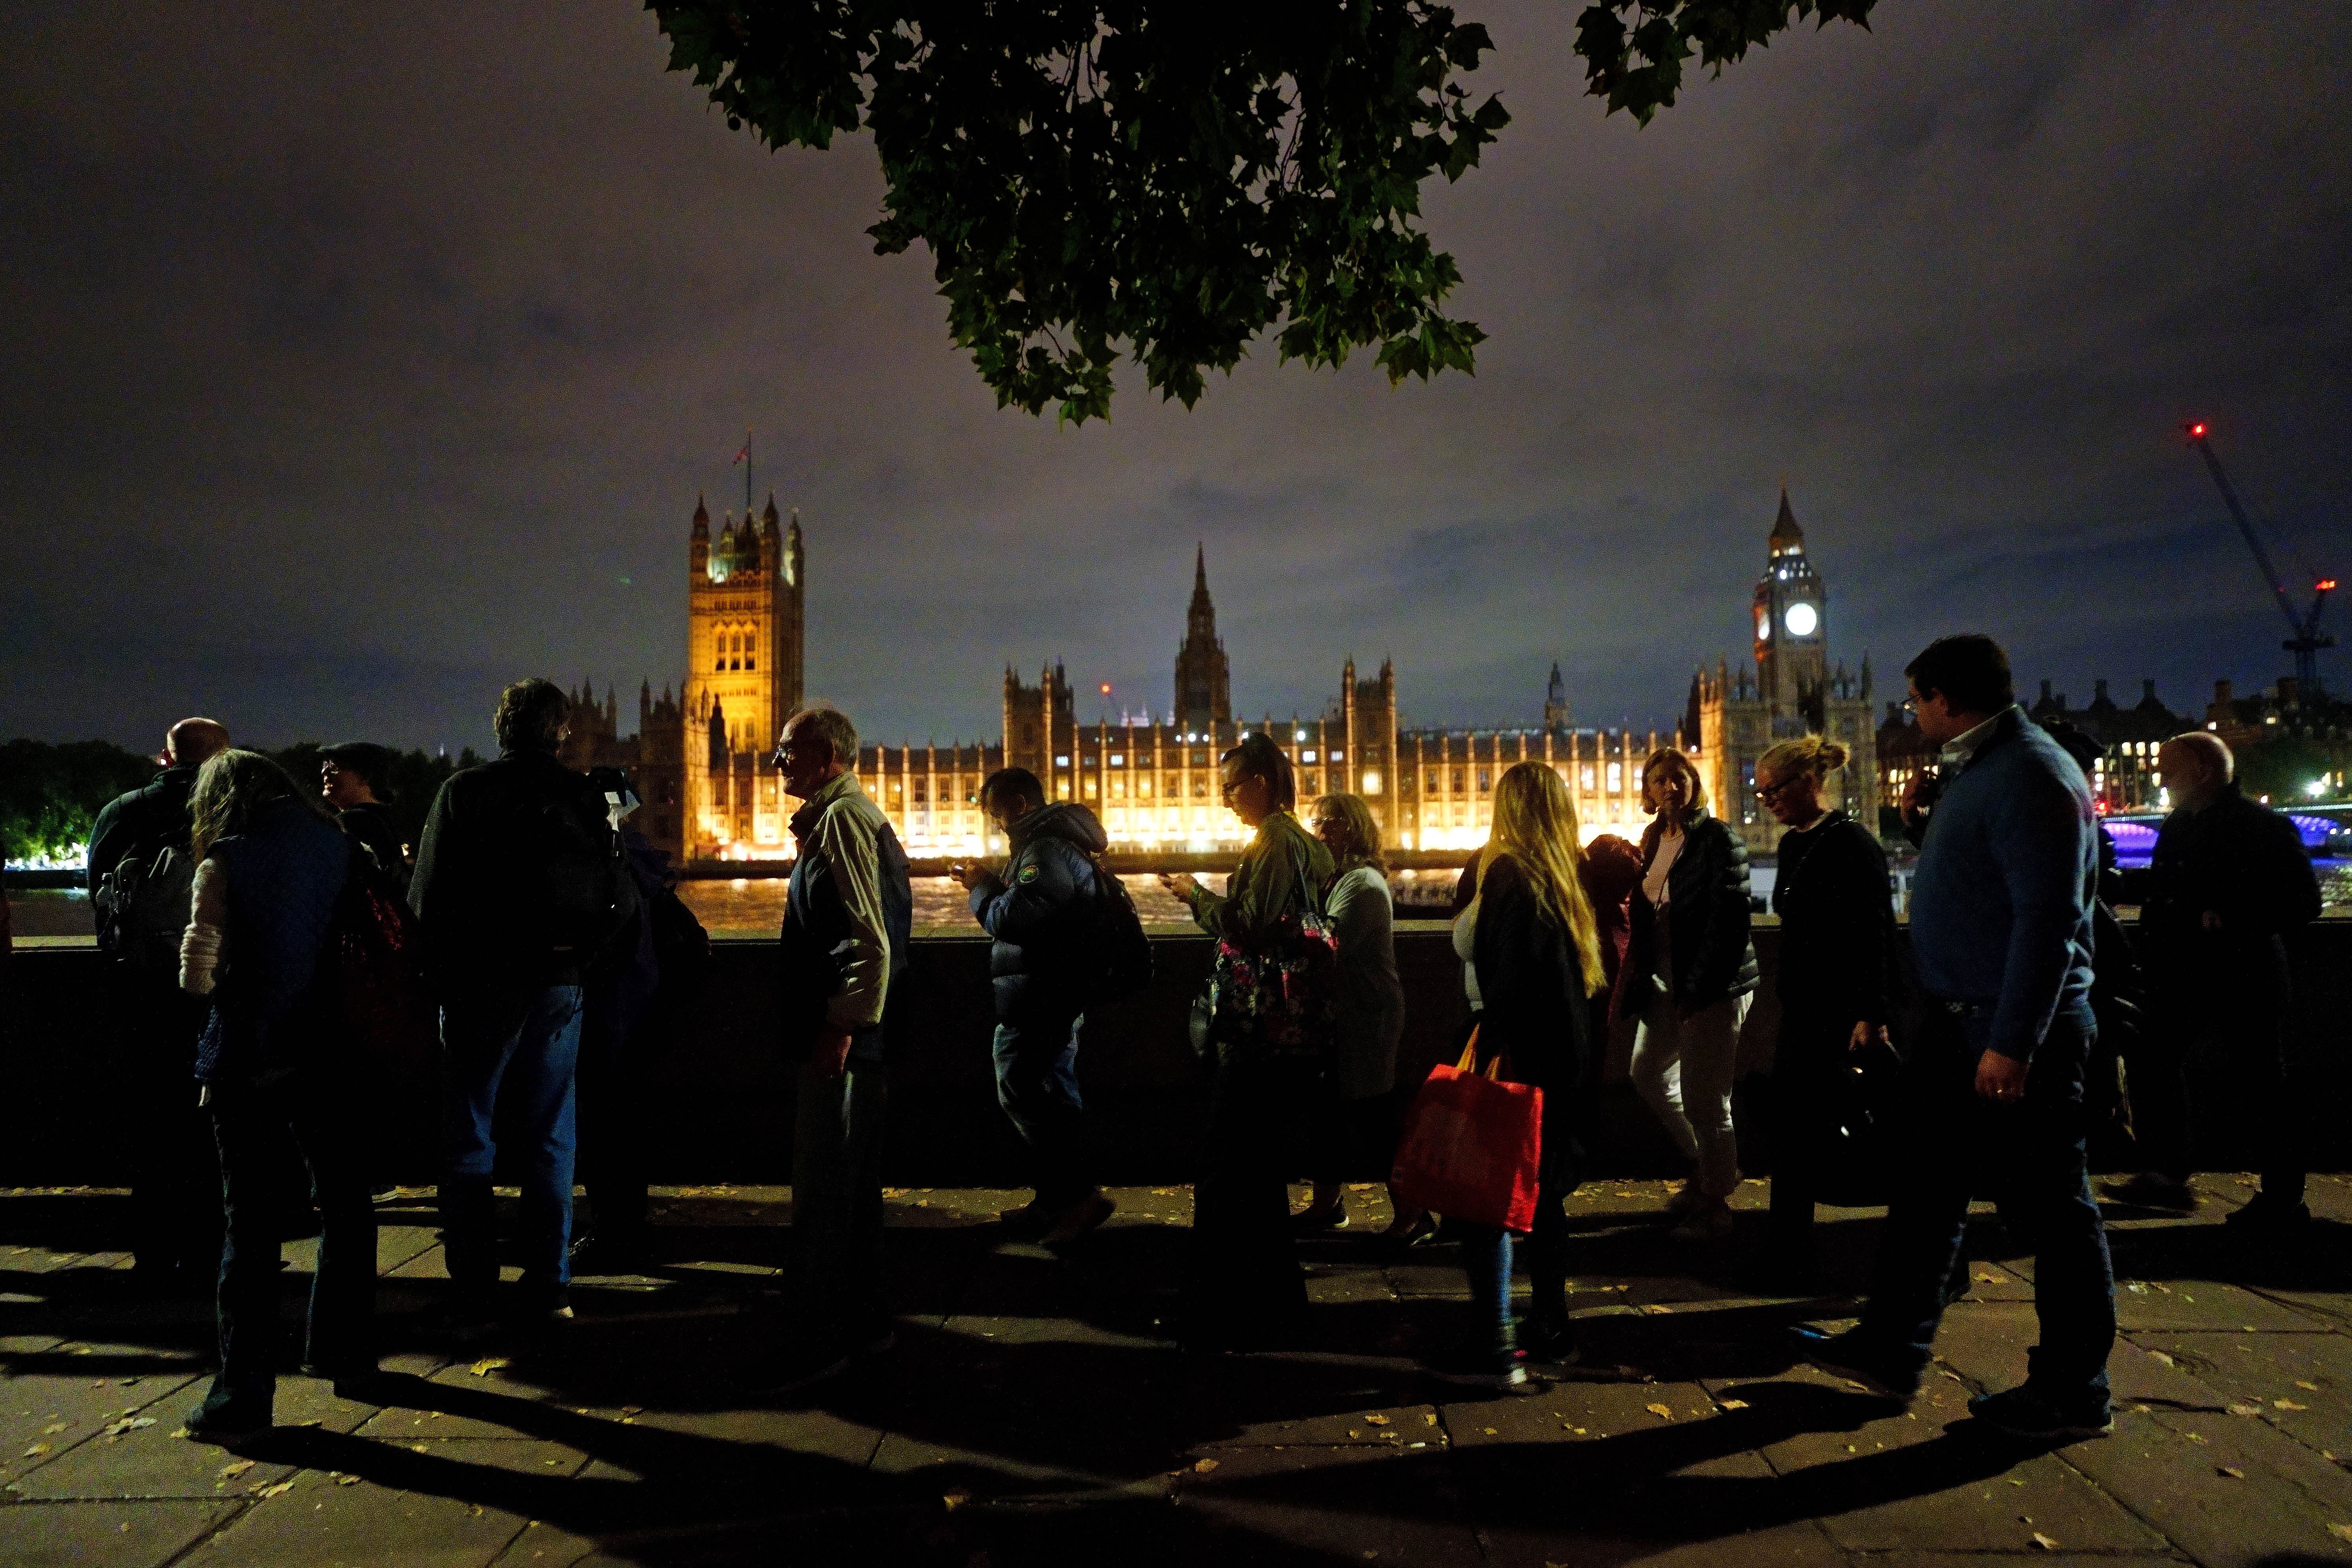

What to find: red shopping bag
left=1389, top=1028, right=1543, bottom=1232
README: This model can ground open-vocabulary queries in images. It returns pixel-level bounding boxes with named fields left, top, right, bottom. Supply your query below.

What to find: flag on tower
left=732, top=431, right=751, bottom=465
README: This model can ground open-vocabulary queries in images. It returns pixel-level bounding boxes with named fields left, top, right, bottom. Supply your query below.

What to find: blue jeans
left=792, top=1058, right=889, bottom=1348
left=1456, top=1078, right=1584, bottom=1349
left=441, top=986, right=584, bottom=1292
left=1861, top=1009, right=2114, bottom=1404
left=992, top=1011, right=1090, bottom=1207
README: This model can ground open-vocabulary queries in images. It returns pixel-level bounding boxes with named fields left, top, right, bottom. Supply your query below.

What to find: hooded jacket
left=968, top=801, right=1108, bottom=1023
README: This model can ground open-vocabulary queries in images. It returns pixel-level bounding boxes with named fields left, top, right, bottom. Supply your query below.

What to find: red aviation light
left=2187, top=422, right=2207, bottom=438
left=2320, top=579, right=2339, bottom=593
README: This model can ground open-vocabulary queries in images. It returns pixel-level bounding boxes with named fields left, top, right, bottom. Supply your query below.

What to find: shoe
left=1431, top=1343, right=1535, bottom=1393
left=1517, top=1318, right=1583, bottom=1368
left=1041, top=1190, right=1116, bottom=1248
left=753, top=1344, right=854, bottom=1395
left=2225, top=1192, right=2312, bottom=1234
left=2101, top=1174, right=2196, bottom=1212
left=183, top=1397, right=272, bottom=1446
left=517, top=1284, right=575, bottom=1326
left=1291, top=1203, right=1349, bottom=1231
left=1788, top=1325, right=1917, bottom=1402
left=1669, top=1203, right=1736, bottom=1244
left=1967, top=1384, right=2114, bottom=1441
left=304, top=1363, right=395, bottom=1404
left=568, top=1232, right=653, bottom=1276
left=999, top=1198, right=1056, bottom=1238
left=1381, top=1212, right=1439, bottom=1248
left=1659, top=1184, right=1704, bottom=1224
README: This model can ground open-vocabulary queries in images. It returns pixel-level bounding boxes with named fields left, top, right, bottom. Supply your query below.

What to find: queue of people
left=80, top=630, right=2329, bottom=1442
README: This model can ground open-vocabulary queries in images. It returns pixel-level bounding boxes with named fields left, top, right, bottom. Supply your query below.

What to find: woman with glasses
left=1439, top=761, right=1607, bottom=1386
left=1291, top=792, right=1406, bottom=1233
left=1161, top=734, right=1336, bottom=1348
left=1626, top=747, right=1758, bottom=1244
left=1753, top=735, right=1895, bottom=1287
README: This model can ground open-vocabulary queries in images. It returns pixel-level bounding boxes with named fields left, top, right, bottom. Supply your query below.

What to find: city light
left=2188, top=422, right=2207, bottom=438
left=2320, top=579, right=2338, bottom=592
left=2307, top=779, right=2329, bottom=798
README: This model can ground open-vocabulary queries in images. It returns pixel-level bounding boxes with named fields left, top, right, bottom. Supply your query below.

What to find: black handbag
left=1813, top=1038, right=1903, bottom=1207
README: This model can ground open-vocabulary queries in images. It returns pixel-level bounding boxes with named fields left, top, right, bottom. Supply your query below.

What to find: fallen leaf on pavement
left=1640, top=1304, right=1672, bottom=1316
left=1646, top=1404, right=1673, bottom=1419
left=1718, top=1399, right=1748, bottom=1411
left=2276, top=1400, right=2309, bottom=1411
left=2294, top=1380, right=2319, bottom=1391
left=470, top=1358, right=511, bottom=1377
left=38, top=1424, right=68, bottom=1435
left=254, top=1481, right=294, bottom=1499
left=2227, top=1403, right=2264, bottom=1417
left=2031, top=1532, right=2059, bottom=1550
left=1192, top=1459, right=1218, bottom=1473
left=333, top=1474, right=361, bottom=1486
left=2218, top=1466, right=2245, bottom=1479
left=1363, top=1413, right=1391, bottom=1426
left=218, top=1460, right=255, bottom=1477
left=21, top=1445, right=50, bottom=1458
left=2328, top=1524, right=2352, bottom=1544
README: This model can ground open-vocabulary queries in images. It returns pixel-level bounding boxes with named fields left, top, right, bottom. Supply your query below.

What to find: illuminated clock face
left=1784, top=601, right=1819, bottom=637
left=1754, top=606, right=1771, bottom=640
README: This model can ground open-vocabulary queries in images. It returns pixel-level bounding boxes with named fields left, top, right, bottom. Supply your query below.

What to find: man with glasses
left=764, top=706, right=911, bottom=1392
left=1794, top=633, right=2113, bottom=1443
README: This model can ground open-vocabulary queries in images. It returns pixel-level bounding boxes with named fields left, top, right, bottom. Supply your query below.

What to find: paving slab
left=0, top=1497, right=237, bottom=1567
left=1169, top=1441, right=1486, bottom=1566
left=192, top=1439, right=576, bottom=1568
left=2058, top=1406, right=2352, bottom=1568
left=2128, top=1327, right=2352, bottom=1453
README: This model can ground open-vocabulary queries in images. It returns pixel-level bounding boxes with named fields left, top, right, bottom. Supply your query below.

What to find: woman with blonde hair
left=1438, top=760, right=1606, bottom=1387
left=1753, top=733, right=1895, bottom=1287
left=174, top=749, right=372, bottom=1443
left=1624, top=746, right=1757, bottom=1244
left=1293, top=792, right=1407, bottom=1231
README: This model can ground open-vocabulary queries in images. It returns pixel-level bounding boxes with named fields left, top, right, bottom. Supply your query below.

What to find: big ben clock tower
left=1753, top=486, right=1827, bottom=726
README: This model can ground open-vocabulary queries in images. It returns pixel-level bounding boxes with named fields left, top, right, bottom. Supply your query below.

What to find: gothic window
left=1476, top=768, right=1490, bottom=792
left=1164, top=780, right=1178, bottom=798
left=745, top=629, right=756, bottom=671
left=1451, top=768, right=1465, bottom=794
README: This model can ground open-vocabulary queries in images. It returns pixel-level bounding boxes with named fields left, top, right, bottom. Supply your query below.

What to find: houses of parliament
left=562, top=487, right=1918, bottom=865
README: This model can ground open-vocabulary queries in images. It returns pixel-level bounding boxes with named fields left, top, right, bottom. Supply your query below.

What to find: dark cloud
left=2, top=0, right=2346, bottom=755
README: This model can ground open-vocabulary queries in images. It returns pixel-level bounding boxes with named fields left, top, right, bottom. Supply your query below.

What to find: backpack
left=325, top=841, right=438, bottom=1084
left=1078, top=858, right=1153, bottom=1004
left=94, top=842, right=195, bottom=979
left=524, top=792, right=640, bottom=969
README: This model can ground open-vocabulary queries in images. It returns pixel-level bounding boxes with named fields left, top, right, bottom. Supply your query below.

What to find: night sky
left=4, top=2, right=2346, bottom=759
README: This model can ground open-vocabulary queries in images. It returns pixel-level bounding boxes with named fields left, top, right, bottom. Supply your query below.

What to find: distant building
left=2027, top=677, right=2183, bottom=811
left=1691, top=489, right=1880, bottom=854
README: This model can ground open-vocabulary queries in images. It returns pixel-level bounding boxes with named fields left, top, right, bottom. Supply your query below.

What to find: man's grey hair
left=786, top=704, right=858, bottom=768
left=165, top=718, right=230, bottom=767
left=2163, top=730, right=2233, bottom=781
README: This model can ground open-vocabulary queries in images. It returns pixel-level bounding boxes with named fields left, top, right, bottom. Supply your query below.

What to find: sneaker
left=1788, top=1325, right=1918, bottom=1402
left=2225, top=1192, right=2312, bottom=1234
left=1381, top=1212, right=1439, bottom=1248
left=1517, top=1318, right=1583, bottom=1368
left=2101, top=1173, right=2196, bottom=1212
left=182, top=1397, right=272, bottom=1446
left=1431, top=1343, right=1535, bottom=1392
left=1041, top=1190, right=1116, bottom=1248
left=1967, top=1384, right=2114, bottom=1441
left=752, top=1344, right=854, bottom=1395
left=1669, top=1203, right=1736, bottom=1244
left=1657, top=1184, right=1704, bottom=1224
left=1290, top=1203, right=1350, bottom=1231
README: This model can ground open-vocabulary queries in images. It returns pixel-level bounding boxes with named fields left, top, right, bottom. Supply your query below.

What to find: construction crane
left=2183, top=421, right=2335, bottom=695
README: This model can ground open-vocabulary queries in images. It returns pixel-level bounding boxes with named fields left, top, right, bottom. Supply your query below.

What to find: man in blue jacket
left=952, top=769, right=1116, bottom=1248
left=1797, top=634, right=2114, bottom=1442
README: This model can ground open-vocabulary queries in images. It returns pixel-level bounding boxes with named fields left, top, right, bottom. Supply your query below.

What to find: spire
left=1770, top=484, right=1804, bottom=552
left=691, top=493, right=709, bottom=535
left=762, top=490, right=781, bottom=529
left=1194, top=542, right=1208, bottom=594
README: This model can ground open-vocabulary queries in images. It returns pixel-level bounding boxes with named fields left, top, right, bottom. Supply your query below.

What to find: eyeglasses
left=1755, top=777, right=1801, bottom=801
left=1900, top=696, right=1920, bottom=714
left=768, top=740, right=809, bottom=770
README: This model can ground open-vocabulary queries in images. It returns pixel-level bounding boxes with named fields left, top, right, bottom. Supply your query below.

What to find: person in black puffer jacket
left=1753, top=735, right=1897, bottom=1286
left=1623, top=746, right=1759, bottom=1244
left=953, top=769, right=1115, bottom=1247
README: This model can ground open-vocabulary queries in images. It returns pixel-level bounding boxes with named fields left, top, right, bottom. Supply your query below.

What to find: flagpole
left=744, top=427, right=753, bottom=516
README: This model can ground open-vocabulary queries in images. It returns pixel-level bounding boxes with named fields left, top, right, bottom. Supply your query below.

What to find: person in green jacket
left=1162, top=733, right=1335, bottom=1348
